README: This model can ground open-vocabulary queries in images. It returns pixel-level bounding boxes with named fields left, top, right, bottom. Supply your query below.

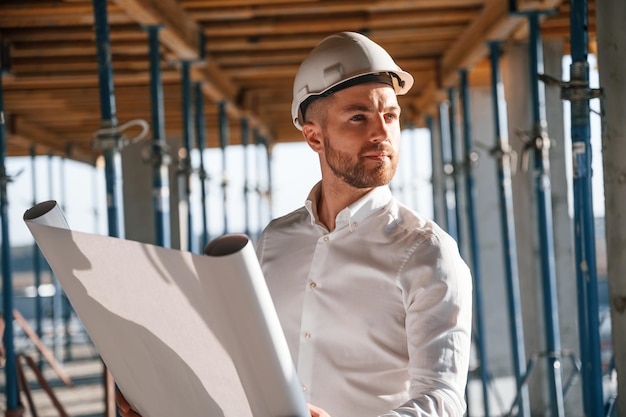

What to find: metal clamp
left=538, top=72, right=604, bottom=102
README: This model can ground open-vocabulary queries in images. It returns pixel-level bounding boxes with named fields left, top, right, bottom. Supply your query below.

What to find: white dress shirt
left=256, top=183, right=473, bottom=417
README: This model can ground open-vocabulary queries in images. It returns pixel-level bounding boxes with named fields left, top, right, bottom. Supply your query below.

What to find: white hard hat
left=291, top=31, right=414, bottom=130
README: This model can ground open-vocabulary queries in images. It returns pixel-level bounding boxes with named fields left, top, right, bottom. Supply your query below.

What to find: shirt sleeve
left=384, top=231, right=473, bottom=417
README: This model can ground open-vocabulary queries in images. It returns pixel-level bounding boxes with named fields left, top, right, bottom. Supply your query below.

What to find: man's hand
left=308, top=403, right=331, bottom=417
left=115, top=390, right=142, bottom=417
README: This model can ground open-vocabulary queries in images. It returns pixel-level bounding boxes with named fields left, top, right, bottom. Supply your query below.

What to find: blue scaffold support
left=179, top=61, right=194, bottom=252
left=568, top=0, right=604, bottom=414
left=488, top=41, right=530, bottom=417
left=438, top=101, right=459, bottom=242
left=459, top=69, right=491, bottom=417
left=425, top=115, right=440, bottom=225
left=527, top=12, right=565, bottom=417
left=218, top=100, right=229, bottom=234
left=30, top=146, right=45, bottom=370
left=263, top=138, right=273, bottom=222
left=241, top=117, right=251, bottom=237
left=93, top=0, right=124, bottom=239
left=47, top=154, right=63, bottom=362
left=0, top=47, right=21, bottom=416
left=254, top=130, right=273, bottom=226
left=194, top=82, right=209, bottom=250
left=147, top=25, right=171, bottom=248
left=253, top=128, right=265, bottom=233
left=447, top=88, right=463, bottom=251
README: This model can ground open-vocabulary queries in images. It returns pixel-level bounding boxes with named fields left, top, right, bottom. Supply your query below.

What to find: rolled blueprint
left=24, top=200, right=308, bottom=417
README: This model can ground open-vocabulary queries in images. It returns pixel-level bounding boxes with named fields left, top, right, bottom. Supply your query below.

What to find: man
left=119, top=31, right=472, bottom=417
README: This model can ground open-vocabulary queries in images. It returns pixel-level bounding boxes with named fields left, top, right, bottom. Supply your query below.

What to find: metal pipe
left=447, top=88, right=463, bottom=250
left=30, top=146, right=45, bottom=371
left=48, top=154, right=63, bottom=361
left=488, top=40, right=530, bottom=417
left=254, top=128, right=265, bottom=235
left=438, top=102, right=459, bottom=241
left=0, top=55, right=20, bottom=415
left=147, top=25, right=171, bottom=248
left=179, top=61, right=193, bottom=252
left=459, top=69, right=491, bottom=417
left=527, top=13, right=565, bottom=417
left=264, top=139, right=273, bottom=222
left=568, top=0, right=604, bottom=414
left=425, top=115, right=440, bottom=224
left=92, top=0, right=124, bottom=240
left=92, top=2, right=125, bottom=415
left=241, top=117, right=251, bottom=237
left=59, top=154, right=73, bottom=361
left=194, top=82, right=209, bottom=250
left=218, top=100, right=229, bottom=234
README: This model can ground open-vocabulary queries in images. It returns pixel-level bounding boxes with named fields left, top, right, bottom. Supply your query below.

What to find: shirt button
left=322, top=235, right=329, bottom=242
left=309, top=281, right=317, bottom=289
left=304, top=332, right=311, bottom=340
left=301, top=385, right=307, bottom=392
left=352, top=221, right=358, bottom=229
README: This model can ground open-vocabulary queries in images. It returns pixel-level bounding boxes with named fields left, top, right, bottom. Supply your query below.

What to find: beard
left=323, top=134, right=398, bottom=189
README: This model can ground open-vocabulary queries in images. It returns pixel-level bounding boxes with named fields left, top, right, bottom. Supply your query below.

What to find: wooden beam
left=0, top=3, right=132, bottom=28
left=7, top=116, right=94, bottom=164
left=410, top=0, right=566, bottom=122
left=113, top=0, right=273, bottom=139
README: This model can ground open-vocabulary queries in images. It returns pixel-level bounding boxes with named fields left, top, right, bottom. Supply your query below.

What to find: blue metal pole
left=568, top=0, right=603, bottom=414
left=527, top=13, right=565, bottom=417
left=438, top=101, right=459, bottom=242
left=180, top=61, right=194, bottom=252
left=263, top=138, right=273, bottom=222
left=488, top=40, right=530, bottom=417
left=0, top=56, right=20, bottom=416
left=459, top=69, right=491, bottom=417
left=194, top=82, right=209, bottom=249
left=425, top=115, right=440, bottom=224
left=48, top=154, right=63, bottom=361
left=92, top=2, right=125, bottom=415
left=147, top=25, right=171, bottom=248
left=241, top=117, right=251, bottom=237
left=447, top=88, right=463, bottom=251
left=59, top=153, right=73, bottom=362
left=253, top=128, right=265, bottom=235
left=218, top=100, right=229, bottom=234
left=30, top=146, right=44, bottom=370
left=93, top=0, right=124, bottom=239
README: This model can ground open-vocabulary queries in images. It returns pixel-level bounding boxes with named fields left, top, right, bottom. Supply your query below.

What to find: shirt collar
left=304, top=181, right=393, bottom=231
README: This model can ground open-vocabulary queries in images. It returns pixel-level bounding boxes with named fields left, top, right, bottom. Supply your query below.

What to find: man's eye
left=351, top=115, right=365, bottom=121
left=385, top=113, right=398, bottom=121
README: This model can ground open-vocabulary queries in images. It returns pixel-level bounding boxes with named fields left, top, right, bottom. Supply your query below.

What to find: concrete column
left=122, top=141, right=155, bottom=245
left=121, top=137, right=180, bottom=248
left=470, top=85, right=511, bottom=376
left=467, top=84, right=516, bottom=414
left=596, top=2, right=626, bottom=414
left=502, top=39, right=579, bottom=416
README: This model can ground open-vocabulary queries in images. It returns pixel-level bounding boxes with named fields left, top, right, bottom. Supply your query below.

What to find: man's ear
left=302, top=122, right=323, bottom=153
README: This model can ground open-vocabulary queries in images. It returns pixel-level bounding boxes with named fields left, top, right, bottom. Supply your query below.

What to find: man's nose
left=369, top=114, right=389, bottom=142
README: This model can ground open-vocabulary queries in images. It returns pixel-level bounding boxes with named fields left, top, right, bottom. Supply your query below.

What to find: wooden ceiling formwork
left=0, top=0, right=589, bottom=165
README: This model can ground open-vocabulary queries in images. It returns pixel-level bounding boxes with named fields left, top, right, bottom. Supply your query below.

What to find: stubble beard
left=323, top=134, right=398, bottom=189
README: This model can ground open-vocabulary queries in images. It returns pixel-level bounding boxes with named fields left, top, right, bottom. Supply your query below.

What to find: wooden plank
left=200, top=11, right=478, bottom=37
left=181, top=0, right=483, bottom=12
left=0, top=3, right=132, bottom=28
